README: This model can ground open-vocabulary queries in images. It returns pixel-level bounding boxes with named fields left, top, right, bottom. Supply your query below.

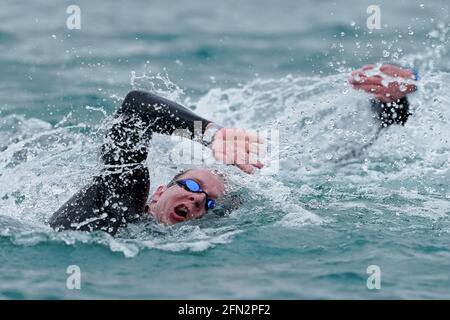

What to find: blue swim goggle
left=175, top=179, right=216, bottom=211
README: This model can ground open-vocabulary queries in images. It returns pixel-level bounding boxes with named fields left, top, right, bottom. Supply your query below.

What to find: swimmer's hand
left=348, top=64, right=418, bottom=103
left=210, top=127, right=265, bottom=174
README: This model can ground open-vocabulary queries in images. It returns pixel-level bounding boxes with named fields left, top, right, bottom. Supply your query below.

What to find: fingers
left=357, top=83, right=414, bottom=102
left=253, top=160, right=264, bottom=169
left=350, top=64, right=417, bottom=88
left=353, top=83, right=385, bottom=94
left=353, top=84, right=394, bottom=102
left=219, top=128, right=266, bottom=144
left=349, top=74, right=383, bottom=86
left=212, top=128, right=266, bottom=174
left=380, top=64, right=415, bottom=79
left=214, top=144, right=264, bottom=166
left=246, top=141, right=267, bottom=157
left=236, top=164, right=255, bottom=174
left=349, top=64, right=375, bottom=79
left=405, top=83, right=418, bottom=94
left=236, top=161, right=264, bottom=175
left=350, top=64, right=376, bottom=76
left=361, top=64, right=376, bottom=71
left=349, top=63, right=419, bottom=104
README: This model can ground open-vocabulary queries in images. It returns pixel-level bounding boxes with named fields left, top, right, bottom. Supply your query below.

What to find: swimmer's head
left=147, top=168, right=226, bottom=224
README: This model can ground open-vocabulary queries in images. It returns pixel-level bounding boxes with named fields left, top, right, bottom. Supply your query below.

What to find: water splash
left=1, top=38, right=449, bottom=257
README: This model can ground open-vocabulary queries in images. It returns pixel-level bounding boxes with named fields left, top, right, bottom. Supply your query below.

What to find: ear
left=150, top=185, right=167, bottom=203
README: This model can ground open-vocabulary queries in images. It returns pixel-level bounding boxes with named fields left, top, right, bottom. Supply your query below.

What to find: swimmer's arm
left=102, top=90, right=265, bottom=173
left=51, top=92, right=214, bottom=235
left=101, top=90, right=212, bottom=166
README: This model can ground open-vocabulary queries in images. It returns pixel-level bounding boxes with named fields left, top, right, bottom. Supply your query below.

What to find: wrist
left=409, top=67, right=420, bottom=81
left=202, top=122, right=222, bottom=148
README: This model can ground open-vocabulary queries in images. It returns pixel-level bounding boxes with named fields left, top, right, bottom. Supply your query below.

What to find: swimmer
left=50, top=63, right=418, bottom=235
left=50, top=90, right=264, bottom=235
left=348, top=63, right=418, bottom=126
left=336, top=63, right=419, bottom=159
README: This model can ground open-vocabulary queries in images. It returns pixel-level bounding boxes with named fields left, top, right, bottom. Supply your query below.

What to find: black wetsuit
left=49, top=90, right=211, bottom=235
left=371, top=96, right=410, bottom=127
left=50, top=91, right=410, bottom=235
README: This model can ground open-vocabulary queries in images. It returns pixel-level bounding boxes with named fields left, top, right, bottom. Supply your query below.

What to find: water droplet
left=399, top=84, right=407, bottom=92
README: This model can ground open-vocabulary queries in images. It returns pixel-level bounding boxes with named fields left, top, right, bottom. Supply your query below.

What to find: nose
left=188, top=193, right=206, bottom=211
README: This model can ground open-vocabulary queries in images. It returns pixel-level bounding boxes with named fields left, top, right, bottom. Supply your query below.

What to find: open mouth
left=173, top=204, right=189, bottom=219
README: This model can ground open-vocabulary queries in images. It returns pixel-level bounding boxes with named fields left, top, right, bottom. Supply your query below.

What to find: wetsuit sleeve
left=370, top=96, right=411, bottom=127
left=49, top=90, right=212, bottom=235
left=101, top=90, right=212, bottom=166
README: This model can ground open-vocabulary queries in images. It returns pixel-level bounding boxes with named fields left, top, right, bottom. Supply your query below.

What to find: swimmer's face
left=148, top=169, right=225, bottom=224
